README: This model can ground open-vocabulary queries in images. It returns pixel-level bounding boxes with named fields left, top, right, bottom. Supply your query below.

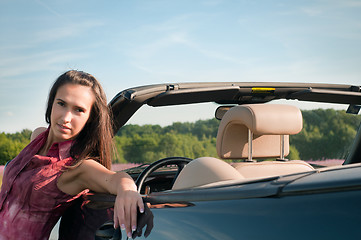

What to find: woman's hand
left=57, top=160, right=145, bottom=238
left=113, top=177, right=144, bottom=239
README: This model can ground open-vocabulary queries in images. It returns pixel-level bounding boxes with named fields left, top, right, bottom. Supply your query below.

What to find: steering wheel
left=135, top=157, right=193, bottom=193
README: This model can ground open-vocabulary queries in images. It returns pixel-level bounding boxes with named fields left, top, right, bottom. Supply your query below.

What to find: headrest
left=216, top=104, right=303, bottom=159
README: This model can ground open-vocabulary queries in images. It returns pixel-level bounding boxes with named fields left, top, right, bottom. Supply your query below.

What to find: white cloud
left=35, top=0, right=65, bottom=19
left=33, top=20, right=105, bottom=44
left=0, top=50, right=88, bottom=79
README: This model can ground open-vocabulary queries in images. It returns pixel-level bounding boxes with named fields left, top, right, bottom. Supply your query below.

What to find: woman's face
left=48, top=83, right=95, bottom=143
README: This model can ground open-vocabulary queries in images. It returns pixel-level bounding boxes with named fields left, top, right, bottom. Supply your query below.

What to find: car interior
left=171, top=103, right=315, bottom=190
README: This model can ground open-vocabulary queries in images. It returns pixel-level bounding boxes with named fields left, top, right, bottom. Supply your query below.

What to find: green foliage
left=1, top=109, right=360, bottom=165
left=114, top=131, right=218, bottom=164
left=112, top=109, right=361, bottom=163
left=112, top=119, right=219, bottom=163
left=288, top=145, right=300, bottom=160
left=0, top=130, right=31, bottom=165
left=291, top=109, right=361, bottom=160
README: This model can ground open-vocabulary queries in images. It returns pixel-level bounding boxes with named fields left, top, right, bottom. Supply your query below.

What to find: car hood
left=281, top=163, right=361, bottom=195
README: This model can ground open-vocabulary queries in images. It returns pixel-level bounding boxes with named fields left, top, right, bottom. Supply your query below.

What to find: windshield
left=113, top=100, right=361, bottom=168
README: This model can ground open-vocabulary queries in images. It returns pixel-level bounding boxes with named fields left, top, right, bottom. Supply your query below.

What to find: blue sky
left=1, top=0, right=361, bottom=133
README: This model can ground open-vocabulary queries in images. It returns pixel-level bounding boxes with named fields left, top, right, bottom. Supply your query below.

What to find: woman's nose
left=62, top=110, right=72, bottom=123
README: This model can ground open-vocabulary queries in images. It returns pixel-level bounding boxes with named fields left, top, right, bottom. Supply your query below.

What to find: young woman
left=0, top=70, right=144, bottom=239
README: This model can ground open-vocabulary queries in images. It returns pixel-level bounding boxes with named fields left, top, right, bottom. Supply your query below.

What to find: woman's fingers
left=114, top=195, right=125, bottom=230
left=138, top=198, right=145, bottom=214
left=131, top=202, right=137, bottom=232
left=113, top=208, right=119, bottom=229
left=114, top=191, right=144, bottom=238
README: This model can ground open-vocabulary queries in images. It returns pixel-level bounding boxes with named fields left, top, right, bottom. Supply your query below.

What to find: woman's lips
left=57, top=124, right=71, bottom=132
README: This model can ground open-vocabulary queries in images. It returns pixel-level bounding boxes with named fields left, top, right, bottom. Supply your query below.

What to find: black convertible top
left=109, top=82, right=361, bottom=131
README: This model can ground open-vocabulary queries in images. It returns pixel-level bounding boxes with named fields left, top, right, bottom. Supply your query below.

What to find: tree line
left=0, top=129, right=32, bottom=165
left=0, top=109, right=360, bottom=165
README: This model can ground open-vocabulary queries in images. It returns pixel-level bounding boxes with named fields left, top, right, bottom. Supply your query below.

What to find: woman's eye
left=57, top=101, right=65, bottom=107
left=76, top=108, right=85, bottom=113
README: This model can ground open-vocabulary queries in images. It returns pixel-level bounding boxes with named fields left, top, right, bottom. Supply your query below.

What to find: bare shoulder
left=63, top=159, right=112, bottom=178
left=77, top=159, right=114, bottom=176
left=30, top=127, right=48, bottom=141
left=81, top=159, right=108, bottom=169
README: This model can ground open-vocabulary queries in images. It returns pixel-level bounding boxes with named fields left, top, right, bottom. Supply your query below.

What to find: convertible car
left=59, top=82, right=361, bottom=240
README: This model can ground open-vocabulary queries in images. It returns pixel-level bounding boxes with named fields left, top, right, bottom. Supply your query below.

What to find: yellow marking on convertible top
left=252, top=87, right=275, bottom=94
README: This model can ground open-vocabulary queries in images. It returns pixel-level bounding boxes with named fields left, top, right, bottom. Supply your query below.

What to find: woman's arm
left=58, top=160, right=144, bottom=239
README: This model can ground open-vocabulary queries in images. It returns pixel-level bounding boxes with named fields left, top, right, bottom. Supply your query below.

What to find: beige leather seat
left=172, top=104, right=314, bottom=190
left=217, top=104, right=314, bottom=178
left=217, top=104, right=302, bottom=160
left=172, top=157, right=243, bottom=190
left=232, top=160, right=313, bottom=178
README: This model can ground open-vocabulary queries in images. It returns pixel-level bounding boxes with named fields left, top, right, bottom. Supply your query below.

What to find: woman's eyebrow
left=55, top=98, right=65, bottom=102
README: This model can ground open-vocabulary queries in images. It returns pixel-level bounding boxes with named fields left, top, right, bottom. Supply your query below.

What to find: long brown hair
left=46, top=70, right=113, bottom=169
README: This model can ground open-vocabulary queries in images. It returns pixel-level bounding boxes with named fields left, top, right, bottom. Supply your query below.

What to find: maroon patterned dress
left=0, top=129, right=87, bottom=240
